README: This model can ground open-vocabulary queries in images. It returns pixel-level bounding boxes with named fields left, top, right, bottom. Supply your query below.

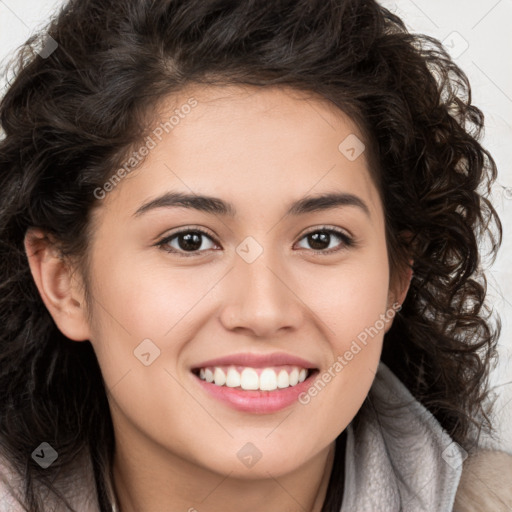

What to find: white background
left=1, top=0, right=511, bottom=451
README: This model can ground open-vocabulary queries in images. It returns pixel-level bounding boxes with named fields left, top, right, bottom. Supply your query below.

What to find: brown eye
left=157, top=229, right=219, bottom=257
left=296, top=228, right=354, bottom=254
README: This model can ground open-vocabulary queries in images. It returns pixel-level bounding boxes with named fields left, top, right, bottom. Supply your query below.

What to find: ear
left=385, top=259, right=414, bottom=333
left=392, top=259, right=413, bottom=304
left=24, top=227, right=91, bottom=341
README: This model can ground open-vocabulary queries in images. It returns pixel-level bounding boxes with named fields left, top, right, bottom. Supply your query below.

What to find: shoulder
left=454, top=449, right=512, bottom=512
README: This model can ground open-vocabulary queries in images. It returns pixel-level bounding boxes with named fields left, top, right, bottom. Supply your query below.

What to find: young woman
left=0, top=0, right=511, bottom=511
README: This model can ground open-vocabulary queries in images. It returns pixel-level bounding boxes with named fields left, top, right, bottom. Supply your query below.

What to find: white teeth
left=213, top=367, right=226, bottom=386
left=277, top=369, right=290, bottom=388
left=225, top=367, right=241, bottom=387
left=259, top=368, right=277, bottom=391
left=197, top=365, right=311, bottom=391
left=240, top=368, right=259, bottom=390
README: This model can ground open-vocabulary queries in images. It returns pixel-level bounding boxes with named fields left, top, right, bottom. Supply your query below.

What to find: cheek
left=84, top=254, right=205, bottom=456
left=300, top=247, right=390, bottom=343
left=88, top=250, right=211, bottom=342
left=292, top=244, right=390, bottom=435
left=85, top=249, right=231, bottom=431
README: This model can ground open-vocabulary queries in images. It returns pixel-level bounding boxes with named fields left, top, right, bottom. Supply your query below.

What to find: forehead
left=94, top=84, right=382, bottom=224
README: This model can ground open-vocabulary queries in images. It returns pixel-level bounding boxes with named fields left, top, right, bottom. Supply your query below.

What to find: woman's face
left=83, top=84, right=401, bottom=478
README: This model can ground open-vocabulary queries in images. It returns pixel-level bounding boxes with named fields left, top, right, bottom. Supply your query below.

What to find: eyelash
left=155, top=226, right=356, bottom=258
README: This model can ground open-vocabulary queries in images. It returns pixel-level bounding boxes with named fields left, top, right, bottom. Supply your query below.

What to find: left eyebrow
left=133, top=191, right=371, bottom=219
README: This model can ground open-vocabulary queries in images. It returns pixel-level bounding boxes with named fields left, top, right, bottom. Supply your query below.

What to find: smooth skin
left=25, top=84, right=412, bottom=512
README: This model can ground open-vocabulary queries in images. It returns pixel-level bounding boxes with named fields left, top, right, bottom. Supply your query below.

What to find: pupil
left=179, top=232, right=202, bottom=251
left=309, top=232, right=329, bottom=250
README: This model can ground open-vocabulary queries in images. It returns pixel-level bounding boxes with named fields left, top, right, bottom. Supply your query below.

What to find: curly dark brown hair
left=0, top=0, right=503, bottom=511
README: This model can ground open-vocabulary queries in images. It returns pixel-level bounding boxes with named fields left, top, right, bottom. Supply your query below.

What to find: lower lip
left=193, top=371, right=318, bottom=414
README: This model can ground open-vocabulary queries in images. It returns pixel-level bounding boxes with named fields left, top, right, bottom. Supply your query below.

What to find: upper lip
left=191, top=352, right=318, bottom=370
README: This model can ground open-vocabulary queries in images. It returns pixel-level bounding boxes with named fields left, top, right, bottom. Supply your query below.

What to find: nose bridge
left=219, top=238, right=303, bottom=336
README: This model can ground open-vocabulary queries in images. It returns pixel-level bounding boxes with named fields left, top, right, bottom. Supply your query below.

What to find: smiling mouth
left=191, top=365, right=318, bottom=392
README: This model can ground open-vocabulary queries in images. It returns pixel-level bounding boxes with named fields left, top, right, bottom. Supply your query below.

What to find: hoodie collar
left=341, top=361, right=465, bottom=511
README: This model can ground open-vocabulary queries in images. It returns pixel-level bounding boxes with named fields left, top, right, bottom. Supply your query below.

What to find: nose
left=219, top=249, right=305, bottom=338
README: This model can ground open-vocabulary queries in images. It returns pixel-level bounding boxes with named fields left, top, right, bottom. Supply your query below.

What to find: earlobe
left=24, top=228, right=91, bottom=342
